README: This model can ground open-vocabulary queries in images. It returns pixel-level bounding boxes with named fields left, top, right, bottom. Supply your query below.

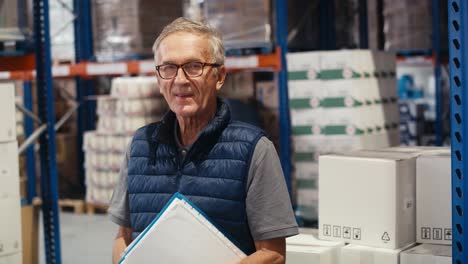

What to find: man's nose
left=174, top=67, right=189, bottom=83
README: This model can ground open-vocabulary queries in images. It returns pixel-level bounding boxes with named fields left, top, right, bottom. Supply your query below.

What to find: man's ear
left=215, top=65, right=226, bottom=91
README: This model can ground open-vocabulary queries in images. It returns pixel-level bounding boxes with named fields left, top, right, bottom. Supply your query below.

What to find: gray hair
left=152, top=17, right=225, bottom=65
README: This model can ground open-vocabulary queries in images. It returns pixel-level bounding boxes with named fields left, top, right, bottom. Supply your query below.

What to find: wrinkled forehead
left=155, top=32, right=213, bottom=64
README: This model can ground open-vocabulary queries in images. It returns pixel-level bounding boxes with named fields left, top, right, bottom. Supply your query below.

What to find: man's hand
left=239, top=237, right=286, bottom=264
left=112, top=226, right=133, bottom=264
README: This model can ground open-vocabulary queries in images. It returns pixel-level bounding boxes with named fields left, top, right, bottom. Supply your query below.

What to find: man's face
left=155, top=32, right=225, bottom=119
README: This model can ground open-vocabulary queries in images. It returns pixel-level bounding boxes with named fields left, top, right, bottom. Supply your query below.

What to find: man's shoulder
left=226, top=120, right=266, bottom=136
left=221, top=121, right=267, bottom=144
left=133, top=121, right=163, bottom=141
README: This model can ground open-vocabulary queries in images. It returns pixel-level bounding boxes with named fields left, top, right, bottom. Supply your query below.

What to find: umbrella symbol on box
left=445, top=229, right=452, bottom=240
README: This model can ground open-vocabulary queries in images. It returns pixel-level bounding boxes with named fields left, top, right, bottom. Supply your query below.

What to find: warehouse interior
left=0, top=0, right=464, bottom=263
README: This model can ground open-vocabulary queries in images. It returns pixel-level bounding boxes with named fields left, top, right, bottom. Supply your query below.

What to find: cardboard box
left=0, top=194, right=22, bottom=259
left=292, top=134, right=392, bottom=153
left=286, top=245, right=334, bottom=264
left=0, top=141, right=20, bottom=197
left=400, top=244, right=451, bottom=264
left=21, top=205, right=39, bottom=264
left=0, top=252, right=21, bottom=264
left=256, top=79, right=278, bottom=109
left=340, top=243, right=414, bottom=264
left=120, top=193, right=246, bottom=264
left=287, top=233, right=344, bottom=264
left=296, top=188, right=318, bottom=221
left=318, top=151, right=418, bottom=249
left=0, top=83, right=17, bottom=142
left=220, top=72, right=255, bottom=99
left=204, top=0, right=271, bottom=49
left=417, top=152, right=452, bottom=244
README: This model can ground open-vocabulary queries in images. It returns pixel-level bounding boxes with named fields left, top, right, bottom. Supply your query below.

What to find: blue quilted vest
left=127, top=100, right=265, bottom=255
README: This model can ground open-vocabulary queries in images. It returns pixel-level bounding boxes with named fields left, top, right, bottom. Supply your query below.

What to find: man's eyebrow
left=160, top=61, right=176, bottom=65
left=160, top=58, right=203, bottom=65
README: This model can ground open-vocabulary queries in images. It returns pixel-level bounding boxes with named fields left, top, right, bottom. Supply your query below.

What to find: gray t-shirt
left=108, top=136, right=299, bottom=241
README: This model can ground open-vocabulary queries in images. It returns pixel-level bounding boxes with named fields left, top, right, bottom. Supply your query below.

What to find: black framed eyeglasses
left=155, top=62, right=221, bottom=79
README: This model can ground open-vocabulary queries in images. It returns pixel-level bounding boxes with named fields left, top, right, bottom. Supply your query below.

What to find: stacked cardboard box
left=0, top=83, right=23, bottom=264
left=383, top=0, right=432, bottom=50
left=91, top=0, right=182, bottom=61
left=14, top=96, right=24, bottom=138
left=317, top=147, right=452, bottom=263
left=84, top=76, right=168, bottom=206
left=286, top=233, right=344, bottom=264
left=287, top=50, right=400, bottom=223
left=400, top=244, right=451, bottom=264
left=49, top=0, right=75, bottom=60
left=0, top=0, right=27, bottom=42
left=204, top=0, right=272, bottom=50
left=399, top=99, right=426, bottom=145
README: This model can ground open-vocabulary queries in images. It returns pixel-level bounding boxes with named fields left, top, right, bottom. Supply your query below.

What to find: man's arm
left=239, top=238, right=285, bottom=264
left=112, top=226, right=133, bottom=264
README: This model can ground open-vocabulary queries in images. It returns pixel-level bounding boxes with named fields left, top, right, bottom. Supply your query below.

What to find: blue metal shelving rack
left=275, top=0, right=292, bottom=195
left=449, top=0, right=468, bottom=262
left=74, top=0, right=95, bottom=193
left=433, top=0, right=444, bottom=146
left=32, top=0, right=62, bottom=263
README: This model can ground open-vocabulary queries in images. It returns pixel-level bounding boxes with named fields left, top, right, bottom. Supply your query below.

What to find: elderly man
left=109, top=17, right=298, bottom=263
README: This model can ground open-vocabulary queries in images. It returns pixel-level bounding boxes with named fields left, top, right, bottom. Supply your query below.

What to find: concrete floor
left=39, top=212, right=117, bottom=264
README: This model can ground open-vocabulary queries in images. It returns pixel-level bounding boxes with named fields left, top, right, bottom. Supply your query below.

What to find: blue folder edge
left=118, top=192, right=248, bottom=263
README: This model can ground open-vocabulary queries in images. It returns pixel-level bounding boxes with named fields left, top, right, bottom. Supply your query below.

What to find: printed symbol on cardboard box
left=445, top=228, right=452, bottom=240
left=342, top=69, right=353, bottom=79
left=0, top=243, right=3, bottom=252
left=433, top=228, right=443, bottom=240
left=353, top=228, right=361, bottom=240
left=346, top=125, right=356, bottom=135
left=310, top=98, right=320, bottom=108
left=381, top=232, right=391, bottom=242
left=313, top=125, right=321, bottom=135
left=323, top=224, right=331, bottom=236
left=344, top=97, right=354, bottom=107
left=14, top=241, right=18, bottom=249
left=421, top=227, right=431, bottom=239
left=307, top=70, right=317, bottom=80
left=343, top=227, right=351, bottom=239
left=333, top=226, right=341, bottom=237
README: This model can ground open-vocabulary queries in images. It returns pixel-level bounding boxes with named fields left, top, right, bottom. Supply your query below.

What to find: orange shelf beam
left=0, top=47, right=282, bottom=81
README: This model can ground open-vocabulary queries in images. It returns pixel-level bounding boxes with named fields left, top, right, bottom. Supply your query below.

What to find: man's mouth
left=174, top=93, right=193, bottom=98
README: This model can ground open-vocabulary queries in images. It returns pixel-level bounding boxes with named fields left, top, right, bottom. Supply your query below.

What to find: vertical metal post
left=376, top=0, right=385, bottom=50
left=74, top=0, right=95, bottom=192
left=17, top=0, right=27, bottom=30
left=448, top=0, right=468, bottom=262
left=32, top=0, right=62, bottom=263
left=23, top=81, right=37, bottom=204
left=275, top=0, right=292, bottom=196
left=359, top=0, right=369, bottom=49
left=433, top=0, right=444, bottom=146
left=319, top=0, right=336, bottom=50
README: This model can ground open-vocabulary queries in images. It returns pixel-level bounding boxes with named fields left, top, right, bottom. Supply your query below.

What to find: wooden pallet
left=86, top=202, right=109, bottom=215
left=32, top=198, right=86, bottom=214
left=59, top=199, right=86, bottom=214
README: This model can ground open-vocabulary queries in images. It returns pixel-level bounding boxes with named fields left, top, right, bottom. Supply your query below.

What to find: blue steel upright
left=23, top=82, right=37, bottom=204
left=32, top=0, right=62, bottom=263
left=74, top=0, right=95, bottom=192
left=449, top=0, right=468, bottom=262
left=275, top=0, right=292, bottom=196
left=433, top=0, right=444, bottom=146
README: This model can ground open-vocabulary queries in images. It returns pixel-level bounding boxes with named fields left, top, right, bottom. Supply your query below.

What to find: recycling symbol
left=382, top=232, right=391, bottom=242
